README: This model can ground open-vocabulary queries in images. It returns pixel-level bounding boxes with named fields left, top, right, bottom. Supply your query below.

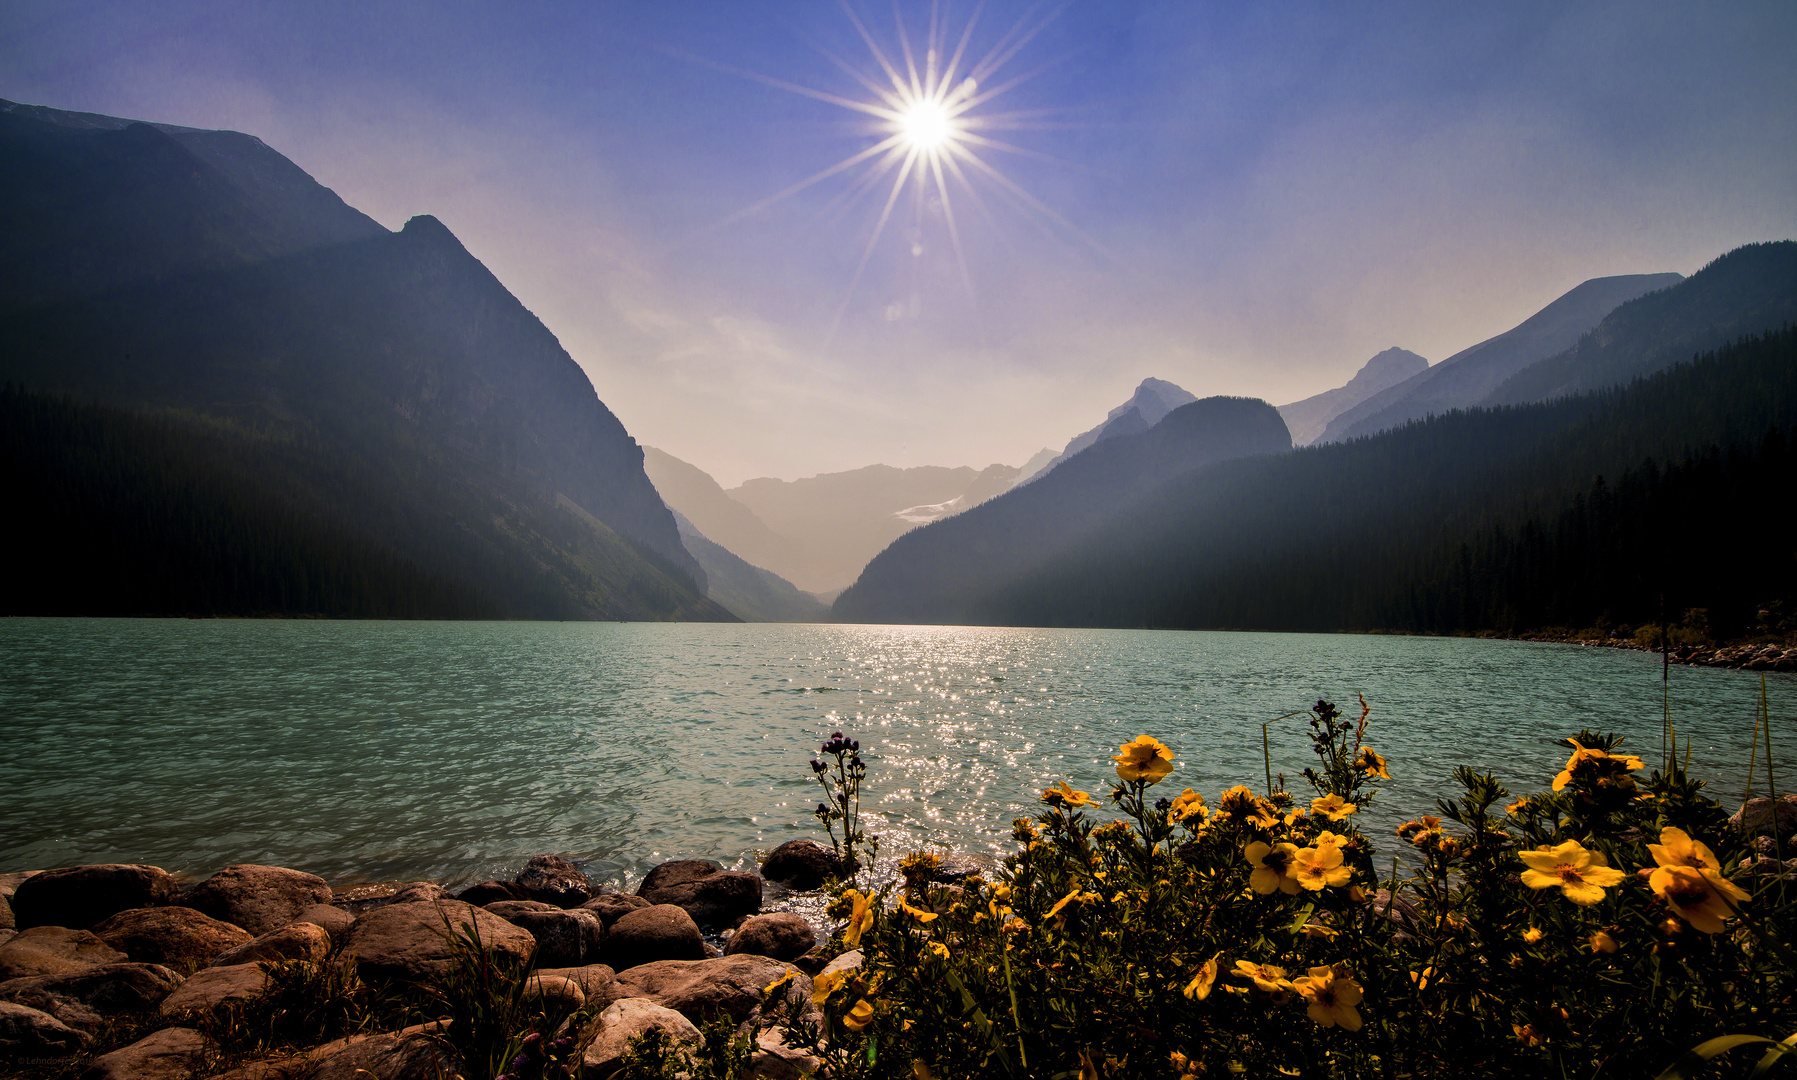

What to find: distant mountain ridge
left=0, top=98, right=727, bottom=620
left=1278, top=347, right=1430, bottom=446
left=833, top=395, right=1292, bottom=624
left=1024, top=377, right=1198, bottom=482
left=1318, top=272, right=1683, bottom=442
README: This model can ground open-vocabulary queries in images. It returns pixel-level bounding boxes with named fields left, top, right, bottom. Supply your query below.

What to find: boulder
left=179, top=865, right=332, bottom=936
left=516, top=855, right=596, bottom=908
left=77, top=1025, right=209, bottom=1080
left=1, top=963, right=184, bottom=1030
left=746, top=1027, right=824, bottom=1080
left=9, top=865, right=179, bottom=930
left=0, top=894, right=11, bottom=932
left=454, top=880, right=523, bottom=906
left=724, top=914, right=818, bottom=962
left=341, top=900, right=534, bottom=982
left=0, top=926, right=126, bottom=980
left=760, top=840, right=840, bottom=891
left=613, top=954, right=812, bottom=1026
left=158, top=962, right=268, bottom=1017
left=1732, top=795, right=1797, bottom=838
left=0, top=930, right=12, bottom=949
left=600, top=905, right=706, bottom=972
left=208, top=1021, right=457, bottom=1080
left=387, top=882, right=451, bottom=905
left=582, top=997, right=703, bottom=1079
left=294, top=903, right=355, bottom=944
left=211, top=922, right=331, bottom=967
left=483, top=900, right=560, bottom=920
left=0, top=999, right=85, bottom=1060
left=93, top=907, right=252, bottom=970
left=637, top=861, right=762, bottom=929
left=536, top=963, right=619, bottom=1009
left=816, top=949, right=863, bottom=982
left=580, top=893, right=652, bottom=926
left=497, top=908, right=604, bottom=968
left=523, top=972, right=585, bottom=1013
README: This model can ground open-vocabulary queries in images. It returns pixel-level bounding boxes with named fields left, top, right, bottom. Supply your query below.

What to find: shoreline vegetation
left=3, top=703, right=1793, bottom=1079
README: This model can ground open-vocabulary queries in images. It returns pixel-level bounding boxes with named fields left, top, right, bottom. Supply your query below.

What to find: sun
left=896, top=95, right=959, bottom=153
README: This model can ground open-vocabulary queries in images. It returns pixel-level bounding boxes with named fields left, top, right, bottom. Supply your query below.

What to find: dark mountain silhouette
left=851, top=327, right=1796, bottom=637
left=0, top=98, right=726, bottom=620
left=1022, top=377, right=1198, bottom=483
left=1278, top=347, right=1430, bottom=446
left=1318, top=273, right=1682, bottom=442
left=832, top=396, right=1292, bottom=624
left=1485, top=241, right=1797, bottom=406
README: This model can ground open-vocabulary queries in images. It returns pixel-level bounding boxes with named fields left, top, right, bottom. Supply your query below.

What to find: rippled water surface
left=2, top=619, right=1790, bottom=888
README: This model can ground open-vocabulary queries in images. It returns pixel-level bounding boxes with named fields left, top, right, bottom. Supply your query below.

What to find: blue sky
left=4, top=0, right=1794, bottom=483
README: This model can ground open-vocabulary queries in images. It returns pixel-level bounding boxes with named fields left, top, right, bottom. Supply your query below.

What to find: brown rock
left=77, top=1025, right=210, bottom=1080
left=1, top=963, right=184, bottom=1031
left=612, top=954, right=811, bottom=1026
left=582, top=998, right=703, bottom=1079
left=1732, top=795, right=1797, bottom=838
left=454, top=880, right=523, bottom=905
left=483, top=900, right=559, bottom=920
left=93, top=907, right=252, bottom=970
left=207, top=1021, right=457, bottom=1080
left=580, top=893, right=652, bottom=926
left=536, top=963, right=619, bottom=1008
left=746, top=1027, right=824, bottom=1080
left=158, top=963, right=268, bottom=1017
left=179, top=865, right=332, bottom=936
left=341, top=900, right=534, bottom=983
left=0, top=894, right=12, bottom=932
left=0, top=999, right=86, bottom=1059
left=294, top=903, right=355, bottom=944
left=0, top=930, right=13, bottom=949
left=516, top=855, right=595, bottom=908
left=210, top=922, right=331, bottom=968
left=523, top=972, right=585, bottom=1013
left=724, top=914, right=818, bottom=962
left=600, top=904, right=706, bottom=972
left=388, top=882, right=451, bottom=906
left=0, top=926, right=126, bottom=980
left=637, top=861, right=762, bottom=929
left=9, top=865, right=179, bottom=930
left=759, top=840, right=841, bottom=890
left=498, top=908, right=604, bottom=968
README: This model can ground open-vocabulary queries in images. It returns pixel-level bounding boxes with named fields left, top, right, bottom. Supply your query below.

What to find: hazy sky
left=5, top=1, right=1794, bottom=485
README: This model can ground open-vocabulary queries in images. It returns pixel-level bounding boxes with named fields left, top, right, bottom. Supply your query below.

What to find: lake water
left=2, top=619, right=1790, bottom=891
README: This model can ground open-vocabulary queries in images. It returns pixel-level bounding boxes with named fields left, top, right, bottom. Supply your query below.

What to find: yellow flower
left=1515, top=1023, right=1544, bottom=1048
left=926, top=941, right=950, bottom=959
left=813, top=968, right=850, bottom=1001
left=1648, top=826, right=1721, bottom=872
left=1232, top=960, right=1293, bottom=995
left=1290, top=844, right=1353, bottom=891
left=1409, top=966, right=1436, bottom=990
left=1522, top=926, right=1545, bottom=944
left=1293, top=966, right=1364, bottom=1031
left=1354, top=746, right=1391, bottom=780
left=900, top=900, right=938, bottom=923
left=1552, top=739, right=1644, bottom=791
left=1517, top=840, right=1627, bottom=905
left=1505, top=797, right=1533, bottom=816
left=840, top=889, right=875, bottom=948
left=761, top=970, right=798, bottom=1000
left=1300, top=920, right=1339, bottom=941
left=1078, top=1049, right=1099, bottom=1080
left=1183, top=953, right=1221, bottom=1000
left=1169, top=788, right=1209, bottom=824
left=1112, top=735, right=1175, bottom=784
left=1589, top=930, right=1619, bottom=954
left=1312, top=830, right=1348, bottom=850
left=843, top=997, right=875, bottom=1031
left=1046, top=888, right=1100, bottom=919
left=1649, top=864, right=1750, bottom=934
left=1042, top=781, right=1100, bottom=809
left=1310, top=793, right=1358, bottom=821
left=1245, top=841, right=1303, bottom=895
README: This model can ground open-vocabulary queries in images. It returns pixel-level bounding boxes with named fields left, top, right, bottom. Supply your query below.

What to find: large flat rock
left=178, top=865, right=332, bottom=937
left=93, top=907, right=253, bottom=970
left=342, top=899, right=534, bottom=982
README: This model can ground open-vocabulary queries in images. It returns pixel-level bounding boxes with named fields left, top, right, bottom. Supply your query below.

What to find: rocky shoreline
left=0, top=838, right=860, bottom=1079
left=1524, top=635, right=1797, bottom=672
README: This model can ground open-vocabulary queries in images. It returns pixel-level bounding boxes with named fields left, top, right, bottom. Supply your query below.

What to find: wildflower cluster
left=798, top=707, right=1794, bottom=1079
left=811, top=730, right=874, bottom=877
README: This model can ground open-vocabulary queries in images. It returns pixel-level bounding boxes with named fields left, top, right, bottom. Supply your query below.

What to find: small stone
left=210, top=922, right=331, bottom=967
left=582, top=998, right=703, bottom=1079
left=0, top=999, right=86, bottom=1059
left=387, top=882, right=450, bottom=905
left=77, top=1025, right=210, bottom=1080
left=724, top=914, right=818, bottom=962
left=93, top=907, right=253, bottom=970
left=759, top=840, right=840, bottom=891
left=600, top=905, right=706, bottom=972
left=535, top=963, right=619, bottom=1008
left=158, top=963, right=268, bottom=1018
left=179, top=865, right=332, bottom=936
left=516, top=855, right=596, bottom=908
left=294, top=903, right=355, bottom=944
left=523, top=972, right=585, bottom=1013
left=746, top=1027, right=824, bottom=1080
left=580, top=893, right=652, bottom=926
left=0, top=926, right=127, bottom=980
left=9, top=865, right=179, bottom=930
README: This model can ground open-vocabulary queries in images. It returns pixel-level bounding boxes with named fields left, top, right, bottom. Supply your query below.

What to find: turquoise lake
left=2, top=619, right=1790, bottom=890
